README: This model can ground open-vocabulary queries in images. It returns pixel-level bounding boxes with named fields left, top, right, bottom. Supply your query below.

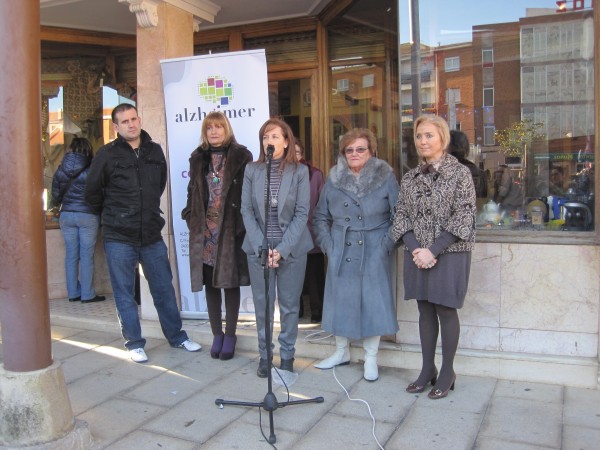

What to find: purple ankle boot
left=210, top=334, right=224, bottom=359
left=219, top=335, right=237, bottom=360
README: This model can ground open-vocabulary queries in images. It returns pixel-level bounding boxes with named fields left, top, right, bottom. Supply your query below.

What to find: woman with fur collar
left=313, top=128, right=399, bottom=382
left=391, top=115, right=476, bottom=400
left=182, top=111, right=253, bottom=361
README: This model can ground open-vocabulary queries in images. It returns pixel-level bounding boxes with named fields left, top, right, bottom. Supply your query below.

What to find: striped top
left=264, top=158, right=283, bottom=245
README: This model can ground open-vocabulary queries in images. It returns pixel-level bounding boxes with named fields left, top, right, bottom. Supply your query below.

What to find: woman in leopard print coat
left=391, top=115, right=476, bottom=400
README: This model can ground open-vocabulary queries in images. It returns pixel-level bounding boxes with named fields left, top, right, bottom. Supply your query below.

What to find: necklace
left=270, top=177, right=282, bottom=208
left=209, top=154, right=226, bottom=184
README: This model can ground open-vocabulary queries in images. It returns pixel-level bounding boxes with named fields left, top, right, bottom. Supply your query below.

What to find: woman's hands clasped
left=412, top=248, right=437, bottom=270
left=268, top=248, right=282, bottom=268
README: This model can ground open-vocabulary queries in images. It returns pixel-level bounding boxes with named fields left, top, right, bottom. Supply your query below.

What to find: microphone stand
left=215, top=145, right=324, bottom=445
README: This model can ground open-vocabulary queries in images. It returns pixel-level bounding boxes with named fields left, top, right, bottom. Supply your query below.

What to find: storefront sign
left=160, top=50, right=269, bottom=318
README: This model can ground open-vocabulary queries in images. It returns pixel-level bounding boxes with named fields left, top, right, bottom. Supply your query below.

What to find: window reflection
left=399, top=0, right=595, bottom=232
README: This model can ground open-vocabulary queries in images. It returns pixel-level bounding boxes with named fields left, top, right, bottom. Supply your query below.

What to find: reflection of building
left=48, top=110, right=64, bottom=146
left=400, top=43, right=436, bottom=124
left=434, top=42, right=476, bottom=143
left=520, top=9, right=595, bottom=185
left=472, top=21, right=521, bottom=151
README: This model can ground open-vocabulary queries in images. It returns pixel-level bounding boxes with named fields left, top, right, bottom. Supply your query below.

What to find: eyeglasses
left=344, top=146, right=369, bottom=155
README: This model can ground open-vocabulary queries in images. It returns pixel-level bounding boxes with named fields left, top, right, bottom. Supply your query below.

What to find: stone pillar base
left=0, top=361, right=91, bottom=449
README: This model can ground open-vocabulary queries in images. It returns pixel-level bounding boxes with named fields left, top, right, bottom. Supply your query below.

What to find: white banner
left=160, top=50, right=269, bottom=319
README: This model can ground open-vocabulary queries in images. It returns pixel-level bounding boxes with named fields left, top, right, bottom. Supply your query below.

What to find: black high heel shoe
left=406, top=369, right=438, bottom=394
left=428, top=373, right=456, bottom=400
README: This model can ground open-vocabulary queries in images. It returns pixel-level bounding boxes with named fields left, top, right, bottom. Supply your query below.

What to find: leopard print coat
left=391, top=153, right=476, bottom=253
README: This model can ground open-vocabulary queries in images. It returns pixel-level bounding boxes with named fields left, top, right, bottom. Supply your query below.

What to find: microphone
left=266, top=144, right=275, bottom=159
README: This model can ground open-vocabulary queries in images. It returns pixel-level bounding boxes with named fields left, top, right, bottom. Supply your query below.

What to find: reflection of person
left=549, top=166, right=565, bottom=196
left=391, top=115, right=476, bottom=399
left=241, top=118, right=312, bottom=377
left=313, top=128, right=399, bottom=382
left=295, top=139, right=325, bottom=323
left=181, top=112, right=252, bottom=361
left=493, top=164, right=523, bottom=211
left=448, top=130, right=487, bottom=198
left=52, top=137, right=105, bottom=303
left=86, top=104, right=201, bottom=363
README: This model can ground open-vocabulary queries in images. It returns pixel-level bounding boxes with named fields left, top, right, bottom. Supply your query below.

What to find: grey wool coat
left=313, top=156, right=400, bottom=339
left=181, top=142, right=252, bottom=292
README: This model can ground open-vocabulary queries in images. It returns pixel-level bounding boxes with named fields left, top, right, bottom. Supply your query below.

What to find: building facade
left=38, top=0, right=599, bottom=387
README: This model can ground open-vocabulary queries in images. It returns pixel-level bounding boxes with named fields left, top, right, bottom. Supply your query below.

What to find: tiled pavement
left=1, top=297, right=599, bottom=449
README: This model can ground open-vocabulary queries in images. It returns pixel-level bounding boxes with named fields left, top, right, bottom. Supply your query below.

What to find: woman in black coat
left=182, top=112, right=252, bottom=360
left=52, top=137, right=105, bottom=303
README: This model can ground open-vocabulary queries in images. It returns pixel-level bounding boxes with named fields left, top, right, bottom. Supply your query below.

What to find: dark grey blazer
left=241, top=161, right=313, bottom=260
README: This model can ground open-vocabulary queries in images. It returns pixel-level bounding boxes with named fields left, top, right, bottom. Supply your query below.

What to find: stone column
left=0, top=0, right=91, bottom=447
left=125, top=1, right=197, bottom=319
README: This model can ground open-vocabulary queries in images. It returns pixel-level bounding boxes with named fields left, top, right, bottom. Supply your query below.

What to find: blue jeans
left=103, top=239, right=188, bottom=350
left=59, top=211, right=100, bottom=300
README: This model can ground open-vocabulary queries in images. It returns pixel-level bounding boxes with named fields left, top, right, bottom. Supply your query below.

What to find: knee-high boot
left=362, top=336, right=380, bottom=381
left=314, top=336, right=350, bottom=369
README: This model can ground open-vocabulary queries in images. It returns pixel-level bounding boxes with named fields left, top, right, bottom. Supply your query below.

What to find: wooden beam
left=194, top=16, right=317, bottom=46
left=319, top=0, right=355, bottom=26
left=41, top=26, right=136, bottom=48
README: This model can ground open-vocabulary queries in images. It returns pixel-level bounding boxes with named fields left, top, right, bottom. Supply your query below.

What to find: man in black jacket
left=86, top=103, right=201, bottom=363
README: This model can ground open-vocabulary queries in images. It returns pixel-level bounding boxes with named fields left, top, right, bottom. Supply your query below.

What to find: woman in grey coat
left=241, top=118, right=312, bottom=378
left=313, top=129, right=399, bottom=382
left=391, top=115, right=476, bottom=399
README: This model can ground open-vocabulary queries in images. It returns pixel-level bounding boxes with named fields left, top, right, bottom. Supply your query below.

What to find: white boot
left=314, top=336, right=350, bottom=369
left=362, top=336, right=380, bottom=381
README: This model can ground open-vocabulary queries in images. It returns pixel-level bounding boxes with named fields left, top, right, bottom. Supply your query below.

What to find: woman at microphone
left=241, top=118, right=312, bottom=378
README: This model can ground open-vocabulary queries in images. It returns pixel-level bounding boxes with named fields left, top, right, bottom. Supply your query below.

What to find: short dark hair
left=69, top=137, right=93, bottom=159
left=448, top=130, right=470, bottom=158
left=295, top=138, right=305, bottom=158
left=111, top=103, right=137, bottom=123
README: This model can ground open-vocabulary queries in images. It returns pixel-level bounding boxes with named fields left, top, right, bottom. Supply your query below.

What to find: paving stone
left=77, top=398, right=166, bottom=449
left=294, top=413, right=396, bottom=450
left=68, top=370, right=142, bottom=415
left=143, top=390, right=248, bottom=443
left=562, top=424, right=600, bottom=450
left=387, top=404, right=482, bottom=450
left=479, top=396, right=562, bottom=448
left=107, top=430, right=197, bottom=450
left=563, top=386, right=600, bottom=429
left=494, top=379, right=563, bottom=404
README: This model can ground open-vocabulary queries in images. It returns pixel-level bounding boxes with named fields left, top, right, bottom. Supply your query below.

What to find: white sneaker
left=129, top=348, right=148, bottom=363
left=178, top=339, right=201, bottom=352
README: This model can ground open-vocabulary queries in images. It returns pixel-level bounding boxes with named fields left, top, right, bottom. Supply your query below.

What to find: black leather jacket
left=51, top=152, right=96, bottom=214
left=85, top=130, right=167, bottom=246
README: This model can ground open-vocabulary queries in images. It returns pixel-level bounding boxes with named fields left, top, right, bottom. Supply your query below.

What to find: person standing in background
left=52, top=137, right=105, bottom=304
left=182, top=112, right=253, bottom=361
left=392, top=115, right=476, bottom=399
left=448, top=130, right=487, bottom=199
left=313, top=128, right=399, bottom=382
left=241, top=118, right=312, bottom=377
left=86, top=103, right=201, bottom=363
left=295, top=138, right=325, bottom=323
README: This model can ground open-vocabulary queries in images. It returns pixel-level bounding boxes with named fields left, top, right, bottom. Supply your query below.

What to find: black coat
left=85, top=130, right=167, bottom=246
left=182, top=142, right=252, bottom=291
left=51, top=152, right=96, bottom=214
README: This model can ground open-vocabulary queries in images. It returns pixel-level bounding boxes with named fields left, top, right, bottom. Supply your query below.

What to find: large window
left=399, top=0, right=596, bottom=235
left=328, top=0, right=399, bottom=169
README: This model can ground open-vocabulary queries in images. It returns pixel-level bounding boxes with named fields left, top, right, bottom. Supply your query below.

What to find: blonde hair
left=414, top=115, right=451, bottom=154
left=200, top=111, right=236, bottom=149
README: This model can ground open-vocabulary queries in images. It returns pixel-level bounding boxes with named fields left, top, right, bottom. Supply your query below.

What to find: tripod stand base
left=215, top=394, right=324, bottom=444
